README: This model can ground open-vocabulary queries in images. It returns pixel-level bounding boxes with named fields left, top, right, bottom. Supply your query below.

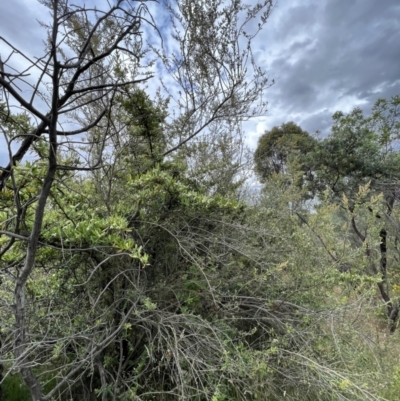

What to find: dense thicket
left=1, top=0, right=400, bottom=400
left=255, top=96, right=400, bottom=331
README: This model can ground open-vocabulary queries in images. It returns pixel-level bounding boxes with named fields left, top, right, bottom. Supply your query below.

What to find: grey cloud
left=300, top=109, right=332, bottom=136
left=252, top=0, right=400, bottom=139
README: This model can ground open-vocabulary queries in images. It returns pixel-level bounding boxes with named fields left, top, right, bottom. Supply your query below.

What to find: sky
left=0, top=0, right=399, bottom=167
left=246, top=0, right=400, bottom=145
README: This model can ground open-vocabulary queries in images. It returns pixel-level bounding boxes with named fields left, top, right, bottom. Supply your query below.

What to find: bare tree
left=0, top=1, right=153, bottom=399
left=159, top=0, right=272, bottom=156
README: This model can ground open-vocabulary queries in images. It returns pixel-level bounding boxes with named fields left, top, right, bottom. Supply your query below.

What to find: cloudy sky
left=247, top=0, right=400, bottom=146
left=0, top=0, right=399, bottom=167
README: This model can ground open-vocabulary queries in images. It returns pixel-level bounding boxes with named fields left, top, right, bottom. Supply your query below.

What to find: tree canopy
left=254, top=121, right=315, bottom=181
left=308, top=98, right=400, bottom=200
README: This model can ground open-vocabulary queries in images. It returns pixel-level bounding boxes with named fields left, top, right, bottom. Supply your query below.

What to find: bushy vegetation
left=1, top=0, right=400, bottom=400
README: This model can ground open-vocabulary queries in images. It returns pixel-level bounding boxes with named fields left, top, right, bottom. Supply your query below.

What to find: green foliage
left=308, top=96, right=400, bottom=200
left=117, top=89, right=168, bottom=174
left=2, top=374, right=32, bottom=401
left=179, top=128, right=252, bottom=198
left=254, top=121, right=316, bottom=181
left=2, top=3, right=400, bottom=399
left=0, top=103, right=33, bottom=141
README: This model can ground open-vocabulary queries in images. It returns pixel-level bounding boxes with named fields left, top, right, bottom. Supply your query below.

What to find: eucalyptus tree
left=254, top=121, right=315, bottom=181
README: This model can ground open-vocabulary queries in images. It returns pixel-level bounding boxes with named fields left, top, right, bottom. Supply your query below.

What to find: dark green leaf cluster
left=254, top=121, right=316, bottom=182
left=308, top=99, right=400, bottom=200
